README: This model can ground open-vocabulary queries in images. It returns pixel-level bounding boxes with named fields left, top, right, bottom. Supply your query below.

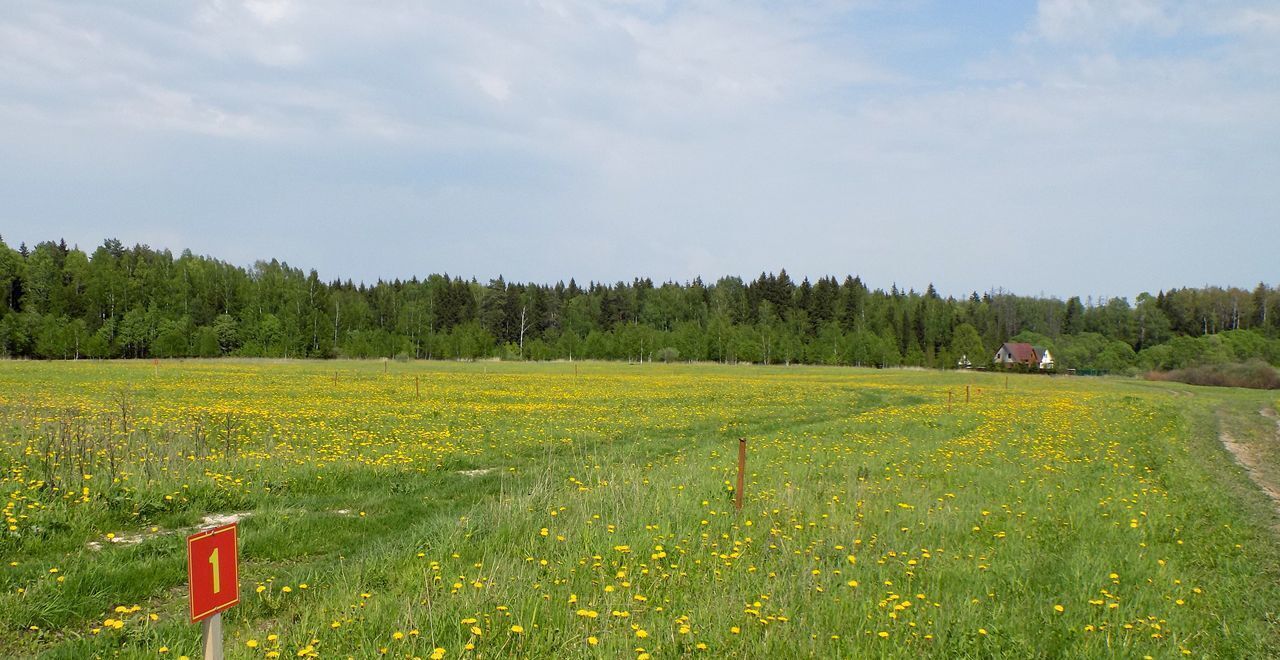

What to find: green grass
left=1, top=360, right=1278, bottom=658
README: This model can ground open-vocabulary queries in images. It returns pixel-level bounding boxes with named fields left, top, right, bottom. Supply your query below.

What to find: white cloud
left=1031, top=0, right=1178, bottom=43
left=1211, top=6, right=1280, bottom=36
left=1029, top=0, right=1280, bottom=46
left=471, top=71, right=512, bottom=102
left=109, top=85, right=272, bottom=137
left=243, top=0, right=296, bottom=25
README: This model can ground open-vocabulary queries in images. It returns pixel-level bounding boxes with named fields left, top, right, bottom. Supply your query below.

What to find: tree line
left=1, top=236, right=1277, bottom=372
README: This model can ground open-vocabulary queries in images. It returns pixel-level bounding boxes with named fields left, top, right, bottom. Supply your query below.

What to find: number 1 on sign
left=209, top=547, right=221, bottom=594
left=187, top=521, right=238, bottom=624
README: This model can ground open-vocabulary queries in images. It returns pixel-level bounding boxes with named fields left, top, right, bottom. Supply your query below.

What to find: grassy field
left=1, top=360, right=1278, bottom=659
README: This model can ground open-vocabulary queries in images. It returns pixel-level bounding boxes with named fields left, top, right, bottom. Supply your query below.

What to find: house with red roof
left=994, top=342, right=1054, bottom=370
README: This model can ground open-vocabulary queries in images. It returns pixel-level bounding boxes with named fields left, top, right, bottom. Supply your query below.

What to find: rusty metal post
left=735, top=438, right=746, bottom=512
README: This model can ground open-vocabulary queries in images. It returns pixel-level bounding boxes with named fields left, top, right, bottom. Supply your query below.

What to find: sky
left=1, top=0, right=1277, bottom=300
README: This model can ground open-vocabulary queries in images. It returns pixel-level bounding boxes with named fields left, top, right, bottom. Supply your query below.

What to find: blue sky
left=2, top=1, right=1277, bottom=299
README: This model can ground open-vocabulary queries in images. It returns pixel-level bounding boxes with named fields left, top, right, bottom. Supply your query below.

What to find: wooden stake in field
left=334, top=371, right=338, bottom=387
left=948, top=390, right=952, bottom=412
left=415, top=375, right=420, bottom=399
left=202, top=614, right=223, bottom=660
left=966, top=384, right=971, bottom=404
left=1005, top=375, right=1009, bottom=390
left=735, top=437, right=747, bottom=512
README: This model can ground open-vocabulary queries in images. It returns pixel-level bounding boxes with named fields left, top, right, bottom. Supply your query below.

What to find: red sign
left=187, top=523, right=239, bottom=622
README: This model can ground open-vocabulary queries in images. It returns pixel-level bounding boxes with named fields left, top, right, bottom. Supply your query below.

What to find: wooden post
left=334, top=371, right=338, bottom=387
left=735, top=438, right=747, bottom=512
left=415, top=375, right=420, bottom=399
left=965, top=385, right=970, bottom=404
left=202, top=613, right=223, bottom=659
left=384, top=359, right=388, bottom=375
left=1005, top=375, right=1009, bottom=390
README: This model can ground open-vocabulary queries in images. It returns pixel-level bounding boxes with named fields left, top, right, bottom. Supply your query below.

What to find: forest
left=1, top=236, right=1277, bottom=373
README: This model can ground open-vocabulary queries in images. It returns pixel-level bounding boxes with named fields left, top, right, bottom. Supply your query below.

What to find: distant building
left=994, top=342, right=1054, bottom=370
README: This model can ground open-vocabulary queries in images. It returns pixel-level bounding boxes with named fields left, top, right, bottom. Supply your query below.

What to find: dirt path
left=1218, top=408, right=1280, bottom=531
left=86, top=511, right=252, bottom=551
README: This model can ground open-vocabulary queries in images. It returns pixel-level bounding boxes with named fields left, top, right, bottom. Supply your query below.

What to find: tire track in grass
left=1217, top=407, right=1280, bottom=532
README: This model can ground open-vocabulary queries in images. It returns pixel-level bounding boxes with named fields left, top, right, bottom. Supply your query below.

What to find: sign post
left=188, top=523, right=239, bottom=659
left=202, top=613, right=223, bottom=660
